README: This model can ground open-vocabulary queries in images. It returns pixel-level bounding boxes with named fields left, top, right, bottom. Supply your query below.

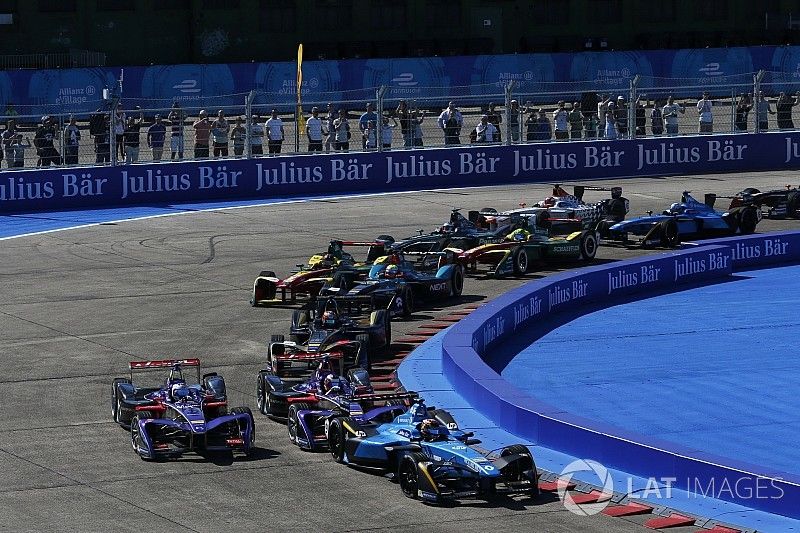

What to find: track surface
left=1, top=172, right=798, bottom=533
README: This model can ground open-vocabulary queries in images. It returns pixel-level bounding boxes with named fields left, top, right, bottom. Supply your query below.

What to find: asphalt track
left=1, top=171, right=799, bottom=533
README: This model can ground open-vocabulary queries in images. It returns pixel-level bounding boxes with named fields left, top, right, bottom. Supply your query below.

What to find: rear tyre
left=738, top=207, right=759, bottom=234
left=579, top=232, right=598, bottom=261
left=355, top=333, right=371, bottom=370
left=450, top=267, right=464, bottom=297
left=512, top=247, right=529, bottom=276
left=287, top=402, right=310, bottom=446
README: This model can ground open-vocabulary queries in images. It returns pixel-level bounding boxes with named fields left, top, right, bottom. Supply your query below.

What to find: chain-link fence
left=3, top=70, right=800, bottom=171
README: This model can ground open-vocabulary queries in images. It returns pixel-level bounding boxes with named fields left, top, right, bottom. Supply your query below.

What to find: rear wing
left=566, top=184, right=623, bottom=201
left=129, top=358, right=201, bottom=370
left=353, top=391, right=419, bottom=404
left=273, top=351, right=343, bottom=362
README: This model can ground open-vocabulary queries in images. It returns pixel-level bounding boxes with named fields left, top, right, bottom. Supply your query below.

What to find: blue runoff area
left=501, top=264, right=800, bottom=478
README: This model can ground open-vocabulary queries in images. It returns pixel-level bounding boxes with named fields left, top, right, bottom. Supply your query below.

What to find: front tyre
left=287, top=403, right=310, bottom=447
left=327, top=417, right=348, bottom=464
left=512, top=247, right=529, bottom=276
left=579, top=231, right=598, bottom=260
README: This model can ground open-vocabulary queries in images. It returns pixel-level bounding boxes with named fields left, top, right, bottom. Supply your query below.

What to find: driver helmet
left=170, top=382, right=190, bottom=402
left=319, top=253, right=336, bottom=267
left=439, top=222, right=454, bottom=233
left=512, top=229, right=528, bottom=241
left=315, top=356, right=334, bottom=380
left=418, top=418, right=445, bottom=441
left=669, top=202, right=684, bottom=214
left=321, top=373, right=336, bottom=393
left=384, top=264, right=400, bottom=279
left=322, top=310, right=338, bottom=327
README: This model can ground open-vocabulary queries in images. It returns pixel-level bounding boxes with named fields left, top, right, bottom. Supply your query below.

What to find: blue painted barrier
left=5, top=131, right=800, bottom=214
left=441, top=234, right=800, bottom=518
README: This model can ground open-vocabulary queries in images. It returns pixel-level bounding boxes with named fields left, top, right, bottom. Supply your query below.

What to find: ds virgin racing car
left=267, top=298, right=391, bottom=374
left=250, top=239, right=388, bottom=306
left=326, top=399, right=539, bottom=504
left=320, top=251, right=464, bottom=318
left=600, top=191, right=761, bottom=248
left=712, top=185, right=800, bottom=219
left=111, top=359, right=255, bottom=460
left=457, top=215, right=599, bottom=277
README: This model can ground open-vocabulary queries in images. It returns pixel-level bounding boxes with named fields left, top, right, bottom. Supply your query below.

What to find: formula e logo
left=698, top=63, right=723, bottom=77
left=391, top=73, right=418, bottom=87
left=173, top=79, right=201, bottom=93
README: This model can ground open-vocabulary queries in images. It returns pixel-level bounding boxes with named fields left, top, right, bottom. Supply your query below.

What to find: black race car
left=713, top=186, right=800, bottom=219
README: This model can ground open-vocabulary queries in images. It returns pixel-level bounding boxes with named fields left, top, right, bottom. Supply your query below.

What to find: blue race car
left=325, top=399, right=539, bottom=504
left=111, top=359, right=255, bottom=460
left=598, top=191, right=761, bottom=247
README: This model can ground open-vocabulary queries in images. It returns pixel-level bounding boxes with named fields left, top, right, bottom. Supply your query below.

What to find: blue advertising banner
left=0, top=45, right=795, bottom=116
left=4, top=131, right=800, bottom=214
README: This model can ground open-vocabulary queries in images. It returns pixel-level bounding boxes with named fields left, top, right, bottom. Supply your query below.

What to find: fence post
left=730, top=88, right=736, bottom=134
left=110, top=97, right=119, bottom=166
left=245, top=90, right=255, bottom=159
left=629, top=75, right=640, bottom=139
left=376, top=85, right=387, bottom=152
left=754, top=70, right=765, bottom=134
left=504, top=80, right=515, bottom=145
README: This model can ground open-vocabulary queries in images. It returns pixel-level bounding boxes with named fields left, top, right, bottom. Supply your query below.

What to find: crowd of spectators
left=2, top=90, right=800, bottom=169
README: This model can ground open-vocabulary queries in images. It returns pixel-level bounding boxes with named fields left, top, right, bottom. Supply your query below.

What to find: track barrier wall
left=5, top=131, right=800, bottom=214
left=441, top=232, right=800, bottom=518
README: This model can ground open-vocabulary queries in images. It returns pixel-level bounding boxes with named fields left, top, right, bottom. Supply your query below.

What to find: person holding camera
left=437, top=102, right=463, bottom=145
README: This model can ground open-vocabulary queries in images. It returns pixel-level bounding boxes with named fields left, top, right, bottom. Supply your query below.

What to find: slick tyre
left=512, top=247, right=529, bottom=276
left=111, top=377, right=131, bottom=426
left=450, top=267, right=464, bottom=297
left=500, top=445, right=539, bottom=498
left=256, top=373, right=271, bottom=416
left=398, top=452, right=438, bottom=503
left=738, top=207, right=759, bottom=234
left=355, top=333, right=371, bottom=371
left=130, top=411, right=154, bottom=460
left=327, top=417, right=348, bottom=464
left=229, top=406, right=255, bottom=455
left=579, top=232, right=598, bottom=261
left=287, top=403, right=310, bottom=447
left=659, top=219, right=680, bottom=248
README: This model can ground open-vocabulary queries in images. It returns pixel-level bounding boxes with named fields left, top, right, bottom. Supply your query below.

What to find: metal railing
left=2, top=70, right=799, bottom=171
left=0, top=49, right=106, bottom=70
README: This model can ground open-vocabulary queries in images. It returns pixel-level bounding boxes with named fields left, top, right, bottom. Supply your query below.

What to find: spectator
left=34, top=116, right=61, bottom=166
left=333, top=109, right=350, bottom=151
left=604, top=102, right=618, bottom=140
left=396, top=100, right=413, bottom=147
left=487, top=102, right=502, bottom=143
left=211, top=110, right=230, bottom=157
left=614, top=96, right=628, bottom=137
left=734, top=94, right=752, bottom=132
left=411, top=110, right=425, bottom=147
left=359, top=103, right=378, bottom=150
left=525, top=109, right=537, bottom=141
left=193, top=110, right=211, bottom=158
left=662, top=96, right=684, bottom=135
left=9, top=133, right=30, bottom=168
left=147, top=114, right=167, bottom=162
left=776, top=92, right=799, bottom=129
left=553, top=101, right=569, bottom=140
left=597, top=94, right=610, bottom=138
left=306, top=106, right=324, bottom=152
left=324, top=103, right=336, bottom=153
left=696, top=92, right=713, bottom=134
left=634, top=98, right=647, bottom=137
left=381, top=115, right=398, bottom=149
left=168, top=103, right=185, bottom=160
left=124, top=114, right=143, bottom=164
left=114, top=108, right=126, bottom=159
left=580, top=91, right=599, bottom=137
left=755, top=91, right=775, bottom=131
left=437, top=102, right=463, bottom=145
left=265, top=109, right=284, bottom=155
left=585, top=112, right=599, bottom=139
left=250, top=113, right=264, bottom=155
left=63, top=115, right=81, bottom=165
left=650, top=100, right=664, bottom=136
left=475, top=114, right=497, bottom=143
left=535, top=109, right=552, bottom=141
left=94, top=113, right=111, bottom=164
left=365, top=120, right=378, bottom=150
left=568, top=102, right=583, bottom=139
left=508, top=99, right=521, bottom=143
left=5, top=102, right=18, bottom=118
left=1, top=119, right=16, bottom=167
left=230, top=117, right=246, bottom=156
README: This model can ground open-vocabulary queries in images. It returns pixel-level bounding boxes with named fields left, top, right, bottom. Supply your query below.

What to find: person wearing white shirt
left=696, top=92, right=713, bottom=134
left=552, top=101, right=569, bottom=140
left=382, top=116, right=398, bottom=148
left=474, top=115, right=497, bottom=143
left=333, top=109, right=350, bottom=152
left=306, top=107, right=324, bottom=152
left=365, top=120, right=378, bottom=150
left=265, top=109, right=284, bottom=155
left=662, top=96, right=685, bottom=135
left=249, top=114, right=264, bottom=155
left=437, top=102, right=463, bottom=145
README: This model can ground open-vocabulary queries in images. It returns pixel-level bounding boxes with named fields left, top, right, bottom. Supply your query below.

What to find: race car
left=267, top=298, right=391, bottom=374
left=111, top=359, right=255, bottom=460
left=320, top=251, right=464, bottom=318
left=326, top=399, right=539, bottom=504
left=457, top=215, right=599, bottom=277
left=600, top=191, right=761, bottom=248
left=712, top=185, right=800, bottom=219
left=256, top=353, right=372, bottom=418
left=476, top=184, right=629, bottom=231
left=250, top=239, right=388, bottom=306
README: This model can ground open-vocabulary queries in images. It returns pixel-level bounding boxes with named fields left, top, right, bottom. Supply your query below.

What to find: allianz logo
left=698, top=63, right=724, bottom=76
left=173, top=79, right=201, bottom=93
left=391, top=73, right=418, bottom=87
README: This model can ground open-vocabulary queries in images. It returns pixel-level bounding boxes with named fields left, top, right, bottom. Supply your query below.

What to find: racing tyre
left=659, top=219, right=680, bottom=248
left=370, top=309, right=390, bottom=347
left=290, top=310, right=310, bottom=344
left=251, top=271, right=277, bottom=306
left=500, top=445, right=539, bottom=498
left=450, top=267, right=464, bottom=298
left=738, top=207, right=759, bottom=234
left=229, top=406, right=255, bottom=455
left=269, top=335, right=286, bottom=375
left=287, top=402, right=310, bottom=447
left=256, top=373, right=271, bottom=416
left=789, top=192, right=800, bottom=218
left=398, top=452, right=436, bottom=502
left=595, top=219, right=611, bottom=238
left=112, top=377, right=131, bottom=426
left=327, top=417, right=348, bottom=463
left=376, top=234, right=395, bottom=244
left=130, top=411, right=154, bottom=460
left=579, top=232, right=598, bottom=261
left=355, top=334, right=371, bottom=370
left=400, top=286, right=414, bottom=319
left=512, top=247, right=529, bottom=276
